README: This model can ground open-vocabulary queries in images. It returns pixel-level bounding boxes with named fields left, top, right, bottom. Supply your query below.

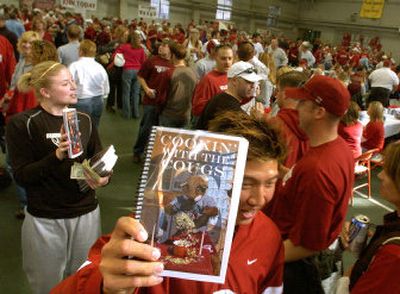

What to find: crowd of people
left=1, top=3, right=400, bottom=294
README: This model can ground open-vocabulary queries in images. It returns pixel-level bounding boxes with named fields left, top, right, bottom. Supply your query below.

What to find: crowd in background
left=1, top=3, right=400, bottom=294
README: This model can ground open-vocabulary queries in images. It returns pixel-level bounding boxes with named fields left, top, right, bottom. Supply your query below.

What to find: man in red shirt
left=269, top=71, right=309, bottom=168
left=191, top=44, right=233, bottom=125
left=51, top=113, right=287, bottom=294
left=270, top=75, right=354, bottom=293
left=133, top=39, right=173, bottom=162
left=264, top=71, right=309, bottom=216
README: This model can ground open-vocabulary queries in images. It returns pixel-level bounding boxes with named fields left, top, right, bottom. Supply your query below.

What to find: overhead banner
left=138, top=5, right=157, bottom=19
left=33, top=0, right=56, bottom=10
left=360, top=0, right=385, bottom=19
left=61, top=0, right=97, bottom=11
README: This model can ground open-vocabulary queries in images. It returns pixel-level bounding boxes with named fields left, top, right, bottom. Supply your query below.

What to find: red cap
left=285, top=75, right=350, bottom=117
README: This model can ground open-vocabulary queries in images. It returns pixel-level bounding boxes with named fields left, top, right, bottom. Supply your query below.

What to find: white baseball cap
left=227, top=61, right=262, bottom=83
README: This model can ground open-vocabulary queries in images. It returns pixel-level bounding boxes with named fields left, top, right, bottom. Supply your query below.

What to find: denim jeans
left=159, top=115, right=188, bottom=129
left=122, top=69, right=141, bottom=119
left=133, top=105, right=158, bottom=155
left=75, top=96, right=103, bottom=128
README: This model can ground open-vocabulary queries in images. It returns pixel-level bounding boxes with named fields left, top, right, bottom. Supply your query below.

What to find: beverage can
left=348, top=214, right=370, bottom=257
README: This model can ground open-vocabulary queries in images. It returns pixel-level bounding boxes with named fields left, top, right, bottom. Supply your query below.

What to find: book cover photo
left=62, top=108, right=83, bottom=159
left=134, top=127, right=249, bottom=284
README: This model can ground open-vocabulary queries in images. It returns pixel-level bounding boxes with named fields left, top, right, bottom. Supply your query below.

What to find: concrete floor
left=0, top=108, right=395, bottom=293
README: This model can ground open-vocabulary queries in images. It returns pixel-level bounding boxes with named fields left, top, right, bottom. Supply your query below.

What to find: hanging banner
left=61, top=0, right=97, bottom=11
left=138, top=5, right=157, bottom=19
left=33, top=0, right=56, bottom=10
left=360, top=0, right=385, bottom=19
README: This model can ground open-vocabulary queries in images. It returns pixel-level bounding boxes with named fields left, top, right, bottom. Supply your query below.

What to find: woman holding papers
left=6, top=61, right=111, bottom=294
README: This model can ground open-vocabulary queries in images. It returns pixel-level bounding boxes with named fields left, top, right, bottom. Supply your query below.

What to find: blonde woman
left=2, top=31, right=41, bottom=121
left=183, top=28, right=203, bottom=67
left=362, top=101, right=385, bottom=151
left=6, top=61, right=110, bottom=294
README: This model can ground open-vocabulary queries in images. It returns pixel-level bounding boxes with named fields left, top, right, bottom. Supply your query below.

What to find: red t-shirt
left=338, top=121, right=363, bottom=158
left=138, top=56, right=173, bottom=106
left=5, top=88, right=37, bottom=123
left=362, top=121, right=384, bottom=151
left=270, top=108, right=309, bottom=168
left=349, top=54, right=361, bottom=68
left=114, top=44, right=146, bottom=70
left=270, top=137, right=354, bottom=251
left=0, top=35, right=16, bottom=98
left=192, top=70, right=228, bottom=116
left=352, top=244, right=400, bottom=293
left=336, top=51, right=349, bottom=66
left=51, top=213, right=284, bottom=294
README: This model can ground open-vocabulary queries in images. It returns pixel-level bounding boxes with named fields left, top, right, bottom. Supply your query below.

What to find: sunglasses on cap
left=235, top=67, right=258, bottom=77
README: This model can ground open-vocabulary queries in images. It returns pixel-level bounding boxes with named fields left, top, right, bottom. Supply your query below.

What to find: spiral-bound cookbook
left=134, top=126, right=249, bottom=284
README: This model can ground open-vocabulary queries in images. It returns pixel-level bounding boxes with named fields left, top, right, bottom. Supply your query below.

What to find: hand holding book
left=76, top=145, right=118, bottom=192
left=55, top=125, right=70, bottom=161
left=100, top=217, right=164, bottom=294
left=83, top=165, right=111, bottom=190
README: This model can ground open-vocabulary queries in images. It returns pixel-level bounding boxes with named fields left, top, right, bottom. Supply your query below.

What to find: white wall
left=297, top=0, right=400, bottom=60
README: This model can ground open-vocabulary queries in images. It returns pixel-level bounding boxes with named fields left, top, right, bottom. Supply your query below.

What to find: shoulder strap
left=382, top=236, right=400, bottom=246
left=350, top=232, right=400, bottom=289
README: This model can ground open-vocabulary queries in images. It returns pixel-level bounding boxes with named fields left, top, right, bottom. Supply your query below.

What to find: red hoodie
left=271, top=108, right=309, bottom=168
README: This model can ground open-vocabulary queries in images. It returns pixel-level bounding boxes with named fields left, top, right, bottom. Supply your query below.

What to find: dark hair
left=170, top=42, right=186, bottom=60
left=237, top=41, right=255, bottom=62
left=215, top=43, right=232, bottom=54
left=341, top=101, right=360, bottom=126
left=208, top=111, right=287, bottom=163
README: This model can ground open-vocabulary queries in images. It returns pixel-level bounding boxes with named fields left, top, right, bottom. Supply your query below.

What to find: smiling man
left=51, top=111, right=287, bottom=294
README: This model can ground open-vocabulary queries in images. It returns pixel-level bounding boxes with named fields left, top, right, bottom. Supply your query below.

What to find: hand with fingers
left=83, top=169, right=111, bottom=190
left=100, top=217, right=164, bottom=294
left=340, top=221, right=351, bottom=250
left=55, top=125, right=70, bottom=161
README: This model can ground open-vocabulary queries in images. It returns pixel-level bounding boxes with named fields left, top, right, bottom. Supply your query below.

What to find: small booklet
left=63, top=108, right=83, bottom=159
left=74, top=145, right=118, bottom=192
left=134, top=126, right=248, bottom=284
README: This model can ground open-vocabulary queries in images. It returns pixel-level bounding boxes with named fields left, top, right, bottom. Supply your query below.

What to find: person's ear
left=39, top=87, right=51, bottom=99
left=314, top=105, right=326, bottom=119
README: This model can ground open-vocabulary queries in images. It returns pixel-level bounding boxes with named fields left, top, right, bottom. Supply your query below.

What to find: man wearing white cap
left=196, top=61, right=262, bottom=130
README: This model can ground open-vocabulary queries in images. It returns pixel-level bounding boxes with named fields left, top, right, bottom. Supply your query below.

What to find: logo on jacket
left=46, top=133, right=61, bottom=147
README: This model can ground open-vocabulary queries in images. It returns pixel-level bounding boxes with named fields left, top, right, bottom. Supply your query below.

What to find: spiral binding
left=133, top=126, right=158, bottom=220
